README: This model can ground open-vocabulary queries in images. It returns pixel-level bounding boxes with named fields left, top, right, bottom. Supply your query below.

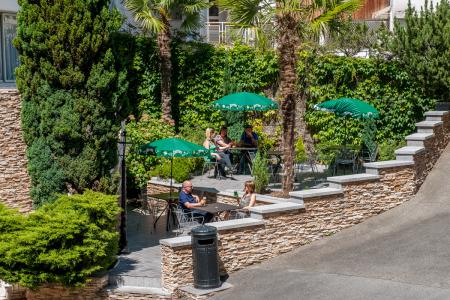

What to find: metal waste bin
left=191, top=225, right=220, bottom=289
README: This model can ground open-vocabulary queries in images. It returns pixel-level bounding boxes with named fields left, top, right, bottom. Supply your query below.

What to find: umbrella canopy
left=141, top=138, right=209, bottom=158
left=140, top=138, right=209, bottom=198
left=314, top=97, right=379, bottom=119
left=211, top=92, right=279, bottom=111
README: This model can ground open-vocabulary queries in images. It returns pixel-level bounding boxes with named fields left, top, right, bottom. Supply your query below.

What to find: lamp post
left=118, top=120, right=128, bottom=252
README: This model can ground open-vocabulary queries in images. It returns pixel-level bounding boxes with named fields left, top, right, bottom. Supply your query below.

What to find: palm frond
left=124, top=0, right=167, bottom=33
left=310, top=0, right=362, bottom=33
left=181, top=12, right=202, bottom=32
left=182, top=0, right=209, bottom=14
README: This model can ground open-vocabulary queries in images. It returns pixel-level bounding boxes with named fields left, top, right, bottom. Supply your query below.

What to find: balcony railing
left=205, top=22, right=255, bottom=45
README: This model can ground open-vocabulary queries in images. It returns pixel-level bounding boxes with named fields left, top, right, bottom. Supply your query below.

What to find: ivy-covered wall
left=118, top=35, right=433, bottom=187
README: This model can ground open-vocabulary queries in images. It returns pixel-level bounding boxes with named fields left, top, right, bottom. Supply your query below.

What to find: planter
left=435, top=102, right=450, bottom=111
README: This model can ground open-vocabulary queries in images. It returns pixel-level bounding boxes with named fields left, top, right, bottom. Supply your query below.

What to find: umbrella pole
left=170, top=155, right=173, bottom=199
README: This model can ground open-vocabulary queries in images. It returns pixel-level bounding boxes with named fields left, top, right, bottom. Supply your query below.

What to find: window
left=0, top=13, right=19, bottom=82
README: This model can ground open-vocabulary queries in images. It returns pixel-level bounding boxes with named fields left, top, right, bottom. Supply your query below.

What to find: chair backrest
left=173, top=206, right=192, bottom=226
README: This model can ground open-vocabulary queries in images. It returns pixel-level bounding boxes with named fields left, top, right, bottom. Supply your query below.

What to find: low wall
left=0, top=89, right=32, bottom=212
left=25, top=275, right=108, bottom=300
left=160, top=165, right=417, bottom=292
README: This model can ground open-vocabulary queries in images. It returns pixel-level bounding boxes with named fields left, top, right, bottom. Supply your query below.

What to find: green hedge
left=300, top=53, right=435, bottom=149
left=0, top=191, right=120, bottom=289
left=113, top=33, right=434, bottom=186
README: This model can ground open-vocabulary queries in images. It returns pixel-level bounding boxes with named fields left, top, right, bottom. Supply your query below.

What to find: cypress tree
left=392, top=0, right=450, bottom=102
left=15, top=0, right=128, bottom=206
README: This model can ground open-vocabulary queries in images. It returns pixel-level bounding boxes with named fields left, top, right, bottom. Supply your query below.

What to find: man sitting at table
left=179, top=181, right=213, bottom=223
left=239, top=124, right=258, bottom=148
left=215, top=126, right=236, bottom=169
left=238, top=125, right=258, bottom=174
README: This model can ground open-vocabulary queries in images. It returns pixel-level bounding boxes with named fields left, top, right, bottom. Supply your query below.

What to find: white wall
left=0, top=0, right=19, bottom=13
left=393, top=0, right=440, bottom=18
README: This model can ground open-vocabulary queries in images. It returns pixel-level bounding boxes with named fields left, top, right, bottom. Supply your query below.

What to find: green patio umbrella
left=314, top=97, right=379, bottom=119
left=140, top=138, right=209, bottom=197
left=314, top=97, right=379, bottom=160
left=211, top=92, right=279, bottom=111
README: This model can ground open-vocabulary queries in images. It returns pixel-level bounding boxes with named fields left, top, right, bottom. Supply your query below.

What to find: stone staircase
left=290, top=110, right=449, bottom=207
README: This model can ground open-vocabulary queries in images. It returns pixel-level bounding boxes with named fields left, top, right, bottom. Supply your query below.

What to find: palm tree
left=124, top=0, right=209, bottom=125
left=218, top=0, right=362, bottom=194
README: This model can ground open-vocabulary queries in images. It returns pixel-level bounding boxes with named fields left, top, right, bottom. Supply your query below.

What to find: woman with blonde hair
left=203, top=128, right=232, bottom=177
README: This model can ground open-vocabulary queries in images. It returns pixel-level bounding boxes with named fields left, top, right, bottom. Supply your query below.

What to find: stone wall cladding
left=160, top=166, right=419, bottom=292
left=0, top=282, right=26, bottom=300
left=0, top=89, right=32, bottom=212
left=25, top=276, right=108, bottom=300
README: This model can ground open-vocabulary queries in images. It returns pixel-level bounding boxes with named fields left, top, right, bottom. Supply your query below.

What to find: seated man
left=178, top=181, right=213, bottom=223
left=238, top=125, right=258, bottom=174
left=239, top=125, right=258, bottom=148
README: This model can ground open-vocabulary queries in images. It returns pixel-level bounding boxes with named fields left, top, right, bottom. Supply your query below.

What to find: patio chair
left=332, top=147, right=358, bottom=175
left=173, top=207, right=205, bottom=236
left=202, top=156, right=222, bottom=179
left=228, top=209, right=248, bottom=219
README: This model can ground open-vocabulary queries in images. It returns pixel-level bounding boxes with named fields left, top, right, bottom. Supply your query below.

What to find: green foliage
left=295, top=137, right=307, bottom=162
left=15, top=0, right=128, bottom=206
left=150, top=157, right=202, bottom=183
left=0, top=191, right=120, bottom=289
left=392, top=0, right=450, bottom=103
left=378, top=139, right=406, bottom=161
left=126, top=116, right=175, bottom=188
left=252, top=152, right=269, bottom=193
left=300, top=53, right=434, bottom=150
left=120, top=39, right=278, bottom=188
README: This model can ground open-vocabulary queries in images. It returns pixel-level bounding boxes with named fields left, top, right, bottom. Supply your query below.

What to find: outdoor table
left=149, top=192, right=179, bottom=231
left=194, top=202, right=240, bottom=221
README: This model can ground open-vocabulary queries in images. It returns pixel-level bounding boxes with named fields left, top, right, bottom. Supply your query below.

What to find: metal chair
left=332, top=147, right=359, bottom=175
left=173, top=207, right=205, bottom=236
left=202, top=156, right=222, bottom=179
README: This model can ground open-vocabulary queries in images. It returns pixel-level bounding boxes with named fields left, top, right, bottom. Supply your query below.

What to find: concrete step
left=405, top=132, right=434, bottom=147
left=364, top=160, right=415, bottom=175
left=109, top=275, right=161, bottom=289
left=107, top=285, right=171, bottom=297
left=289, top=187, right=343, bottom=200
left=395, top=146, right=425, bottom=161
left=425, top=110, right=449, bottom=120
left=416, top=121, right=443, bottom=133
left=327, top=173, right=380, bottom=188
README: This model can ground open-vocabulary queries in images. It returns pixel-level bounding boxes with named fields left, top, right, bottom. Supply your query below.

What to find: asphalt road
left=213, top=144, right=450, bottom=300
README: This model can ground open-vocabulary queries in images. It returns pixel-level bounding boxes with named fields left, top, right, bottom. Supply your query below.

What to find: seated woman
left=238, top=180, right=257, bottom=210
left=203, top=128, right=232, bottom=177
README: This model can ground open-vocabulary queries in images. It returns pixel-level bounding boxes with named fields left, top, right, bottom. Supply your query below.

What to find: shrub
left=252, top=152, right=269, bottom=193
left=15, top=0, right=128, bottom=206
left=0, top=191, right=120, bottom=289
left=378, top=139, right=406, bottom=161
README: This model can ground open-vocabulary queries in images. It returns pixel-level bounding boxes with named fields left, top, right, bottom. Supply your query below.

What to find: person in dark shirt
left=178, top=181, right=213, bottom=223
left=238, top=125, right=258, bottom=173
left=239, top=125, right=258, bottom=148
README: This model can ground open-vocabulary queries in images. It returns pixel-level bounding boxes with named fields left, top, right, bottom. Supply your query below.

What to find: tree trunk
left=277, top=11, right=299, bottom=195
left=157, top=17, right=174, bottom=126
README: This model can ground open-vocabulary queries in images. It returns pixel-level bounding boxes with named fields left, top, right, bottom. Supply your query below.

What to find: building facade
left=0, top=0, right=19, bottom=83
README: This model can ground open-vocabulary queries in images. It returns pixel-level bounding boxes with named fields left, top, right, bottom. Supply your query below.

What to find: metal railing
left=205, top=22, right=255, bottom=45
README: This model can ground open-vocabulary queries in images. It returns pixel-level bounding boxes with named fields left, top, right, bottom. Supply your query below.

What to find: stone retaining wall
left=0, top=89, right=32, bottom=212
left=25, top=276, right=108, bottom=300
left=161, top=165, right=418, bottom=292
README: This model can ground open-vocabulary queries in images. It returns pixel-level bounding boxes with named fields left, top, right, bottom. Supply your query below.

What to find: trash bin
left=191, top=225, right=220, bottom=289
